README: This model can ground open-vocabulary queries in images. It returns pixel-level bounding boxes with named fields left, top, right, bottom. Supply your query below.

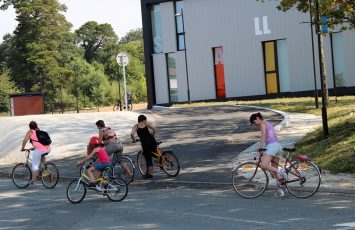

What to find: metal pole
left=118, top=76, right=122, bottom=111
left=308, top=0, right=319, bottom=108
left=329, top=33, right=338, bottom=103
left=315, top=0, right=329, bottom=138
left=181, top=9, right=191, bottom=104
left=123, top=64, right=128, bottom=112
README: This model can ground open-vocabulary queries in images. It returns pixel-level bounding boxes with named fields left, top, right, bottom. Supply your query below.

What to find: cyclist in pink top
left=78, top=136, right=110, bottom=189
left=21, top=121, right=51, bottom=184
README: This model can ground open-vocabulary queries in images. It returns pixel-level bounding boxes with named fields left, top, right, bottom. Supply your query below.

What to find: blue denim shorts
left=94, top=162, right=110, bottom=172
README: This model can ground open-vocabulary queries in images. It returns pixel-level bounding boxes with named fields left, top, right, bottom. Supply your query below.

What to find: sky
left=0, top=0, right=142, bottom=42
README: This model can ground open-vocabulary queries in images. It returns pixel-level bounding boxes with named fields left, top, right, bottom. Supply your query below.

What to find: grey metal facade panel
left=161, top=2, right=177, bottom=53
left=142, top=0, right=355, bottom=105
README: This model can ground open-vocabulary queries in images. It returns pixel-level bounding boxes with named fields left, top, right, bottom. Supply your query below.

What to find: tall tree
left=1, top=0, right=71, bottom=94
left=0, top=68, right=19, bottom=112
left=75, top=21, right=118, bottom=64
left=119, top=28, right=143, bottom=44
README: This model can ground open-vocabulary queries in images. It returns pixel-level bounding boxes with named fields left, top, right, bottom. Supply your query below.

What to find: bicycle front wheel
left=137, top=151, right=147, bottom=176
left=162, top=151, right=180, bottom=177
left=286, top=160, right=321, bottom=198
left=12, top=163, right=32, bottom=188
left=232, top=162, right=268, bottom=199
left=66, top=179, right=86, bottom=204
left=106, top=178, right=128, bottom=202
left=41, top=163, right=59, bottom=188
left=113, top=156, right=135, bottom=184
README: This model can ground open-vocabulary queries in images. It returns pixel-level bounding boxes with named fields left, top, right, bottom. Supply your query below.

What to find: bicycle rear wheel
left=162, top=151, right=180, bottom=177
left=41, top=163, right=59, bottom=188
left=232, top=162, right=268, bottom=199
left=66, top=179, right=86, bottom=204
left=106, top=178, right=128, bottom=202
left=137, top=151, right=147, bottom=176
left=286, top=160, right=321, bottom=198
left=12, top=163, right=31, bottom=188
left=113, top=156, right=135, bottom=184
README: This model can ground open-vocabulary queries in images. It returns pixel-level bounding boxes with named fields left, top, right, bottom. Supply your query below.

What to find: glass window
left=151, top=5, right=163, bottom=53
left=331, top=33, right=346, bottom=87
left=175, top=1, right=185, bottom=50
left=167, top=54, right=178, bottom=102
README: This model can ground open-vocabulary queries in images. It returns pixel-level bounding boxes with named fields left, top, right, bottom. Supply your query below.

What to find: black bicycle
left=113, top=99, right=132, bottom=111
left=12, top=148, right=59, bottom=188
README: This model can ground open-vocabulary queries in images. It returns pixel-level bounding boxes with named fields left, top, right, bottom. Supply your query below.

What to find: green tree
left=0, top=68, right=19, bottom=112
left=75, top=21, right=119, bottom=64
left=119, top=28, right=143, bottom=44
left=260, top=0, right=355, bottom=29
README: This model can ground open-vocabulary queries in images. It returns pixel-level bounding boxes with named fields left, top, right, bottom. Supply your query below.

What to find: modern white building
left=141, top=0, right=355, bottom=108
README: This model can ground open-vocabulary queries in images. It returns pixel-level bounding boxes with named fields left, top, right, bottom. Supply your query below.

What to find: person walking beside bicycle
left=250, top=113, right=286, bottom=196
left=131, top=115, right=157, bottom=179
left=21, top=121, right=51, bottom=184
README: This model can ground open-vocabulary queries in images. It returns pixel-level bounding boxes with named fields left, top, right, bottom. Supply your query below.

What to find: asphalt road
left=1, top=179, right=355, bottom=230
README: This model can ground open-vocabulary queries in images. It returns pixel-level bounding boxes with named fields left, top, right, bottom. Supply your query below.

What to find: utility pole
left=308, top=0, right=319, bottom=108
left=315, top=0, right=329, bottom=138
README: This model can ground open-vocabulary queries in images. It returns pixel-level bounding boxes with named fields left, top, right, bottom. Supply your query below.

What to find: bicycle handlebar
left=21, top=148, right=35, bottom=152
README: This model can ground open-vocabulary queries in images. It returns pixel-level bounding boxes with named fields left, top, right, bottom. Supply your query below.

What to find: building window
left=151, top=4, right=163, bottom=53
left=262, top=41, right=280, bottom=94
left=167, top=54, right=178, bottom=102
left=330, top=32, right=346, bottom=87
left=175, top=1, right=185, bottom=50
left=213, top=47, right=226, bottom=99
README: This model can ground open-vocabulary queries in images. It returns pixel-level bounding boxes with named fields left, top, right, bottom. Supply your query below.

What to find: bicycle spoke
left=286, top=161, right=321, bottom=198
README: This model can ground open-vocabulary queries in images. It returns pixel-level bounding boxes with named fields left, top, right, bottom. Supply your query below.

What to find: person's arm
left=146, top=122, right=157, bottom=136
left=258, top=122, right=266, bottom=150
left=131, top=125, right=137, bottom=142
left=98, top=129, right=104, bottom=144
left=21, top=130, right=31, bottom=151
left=78, top=147, right=98, bottom=165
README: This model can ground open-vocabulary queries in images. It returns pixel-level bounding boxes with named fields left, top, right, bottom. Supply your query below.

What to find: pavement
left=0, top=104, right=354, bottom=193
left=0, top=178, right=355, bottom=230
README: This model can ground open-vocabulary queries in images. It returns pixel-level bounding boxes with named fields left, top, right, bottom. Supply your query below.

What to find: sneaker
left=278, top=168, right=287, bottom=180
left=29, top=180, right=35, bottom=185
left=143, top=174, right=153, bottom=179
left=274, top=188, right=285, bottom=197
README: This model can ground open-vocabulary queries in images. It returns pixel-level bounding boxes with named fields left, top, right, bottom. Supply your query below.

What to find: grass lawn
left=175, top=96, right=355, bottom=173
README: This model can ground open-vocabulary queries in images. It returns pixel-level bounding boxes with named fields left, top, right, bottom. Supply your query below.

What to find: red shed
left=9, top=93, right=44, bottom=116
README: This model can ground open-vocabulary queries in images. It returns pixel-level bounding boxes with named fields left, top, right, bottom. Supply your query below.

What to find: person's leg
left=31, top=150, right=43, bottom=183
left=260, top=155, right=282, bottom=180
left=142, top=147, right=154, bottom=176
left=87, top=166, right=96, bottom=182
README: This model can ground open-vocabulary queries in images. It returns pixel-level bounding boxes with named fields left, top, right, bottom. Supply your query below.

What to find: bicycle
left=82, top=153, right=135, bottom=185
left=136, top=141, right=180, bottom=177
left=113, top=99, right=132, bottom=111
left=232, top=147, right=321, bottom=199
left=67, top=163, right=128, bottom=204
left=11, top=148, right=59, bottom=189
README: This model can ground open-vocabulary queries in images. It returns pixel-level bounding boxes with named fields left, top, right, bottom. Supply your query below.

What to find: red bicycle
left=232, top=147, right=321, bottom=198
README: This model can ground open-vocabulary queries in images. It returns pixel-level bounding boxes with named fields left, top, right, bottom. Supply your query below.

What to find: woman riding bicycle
left=78, top=136, right=110, bottom=190
left=131, top=115, right=157, bottom=179
left=96, top=120, right=123, bottom=156
left=250, top=113, right=286, bottom=196
left=21, top=121, right=51, bottom=184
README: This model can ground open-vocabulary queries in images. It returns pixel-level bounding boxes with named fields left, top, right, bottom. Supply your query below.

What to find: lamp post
left=308, top=0, right=319, bottom=108
left=116, top=52, right=130, bottom=111
left=175, top=9, right=191, bottom=104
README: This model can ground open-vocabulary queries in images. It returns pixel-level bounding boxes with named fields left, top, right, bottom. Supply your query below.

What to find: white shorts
left=264, top=142, right=282, bottom=157
left=32, top=148, right=50, bottom=171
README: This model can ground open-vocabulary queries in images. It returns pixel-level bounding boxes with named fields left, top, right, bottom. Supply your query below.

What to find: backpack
left=35, top=130, right=52, bottom=145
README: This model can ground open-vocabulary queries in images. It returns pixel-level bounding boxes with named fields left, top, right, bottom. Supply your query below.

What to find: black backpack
left=34, top=130, right=52, bottom=145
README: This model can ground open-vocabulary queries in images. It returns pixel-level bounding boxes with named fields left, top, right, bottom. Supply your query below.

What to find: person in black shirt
left=131, top=115, right=157, bottom=179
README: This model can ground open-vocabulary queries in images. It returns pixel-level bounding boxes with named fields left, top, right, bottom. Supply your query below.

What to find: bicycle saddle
left=283, top=147, right=296, bottom=152
left=156, top=141, right=163, bottom=145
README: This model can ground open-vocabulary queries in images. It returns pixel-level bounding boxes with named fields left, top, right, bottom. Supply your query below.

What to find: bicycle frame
left=250, top=152, right=305, bottom=185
